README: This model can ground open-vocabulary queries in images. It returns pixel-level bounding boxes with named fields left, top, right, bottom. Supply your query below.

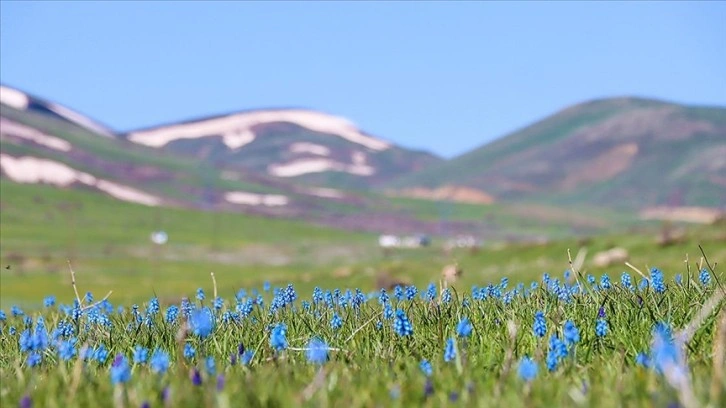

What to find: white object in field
left=151, top=231, right=168, bottom=245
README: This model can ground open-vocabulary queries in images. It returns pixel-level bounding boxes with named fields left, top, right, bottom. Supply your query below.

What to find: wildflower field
left=1, top=261, right=724, bottom=408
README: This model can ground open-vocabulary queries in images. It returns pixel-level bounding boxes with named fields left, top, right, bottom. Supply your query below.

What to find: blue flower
left=444, top=338, right=456, bottom=362
left=270, top=323, right=288, bottom=351
left=196, top=288, right=205, bottom=301
left=44, top=296, right=56, bottom=308
left=621, top=272, right=633, bottom=290
left=405, top=286, right=418, bottom=301
left=0, top=310, right=5, bottom=321
left=330, top=313, right=343, bottom=331
left=148, top=297, right=160, bottom=315
left=419, top=359, right=432, bottom=377
left=27, top=352, right=42, bottom=367
left=600, top=275, right=611, bottom=290
left=189, top=308, right=213, bottom=338
left=425, top=283, right=437, bottom=302
left=11, top=305, right=24, bottom=317
left=57, top=338, right=77, bottom=361
left=383, top=304, right=394, bottom=320
left=595, top=319, right=608, bottom=338
left=241, top=350, right=254, bottom=365
left=533, top=311, right=547, bottom=338
left=133, top=345, right=148, bottom=364
left=650, top=322, right=687, bottom=380
left=635, top=352, right=650, bottom=368
left=563, top=321, right=580, bottom=346
left=110, top=354, right=131, bottom=384
left=213, top=297, right=224, bottom=311
left=699, top=269, right=711, bottom=286
left=650, top=268, right=665, bottom=294
left=546, top=335, right=567, bottom=371
left=441, top=288, right=452, bottom=303
left=674, top=274, right=683, bottom=285
left=165, top=305, right=179, bottom=324
left=457, top=318, right=472, bottom=338
left=205, top=356, right=216, bottom=375
left=183, top=343, right=196, bottom=360
left=306, top=338, right=329, bottom=365
left=393, top=310, right=413, bottom=337
left=150, top=349, right=170, bottom=374
left=517, top=356, right=538, bottom=382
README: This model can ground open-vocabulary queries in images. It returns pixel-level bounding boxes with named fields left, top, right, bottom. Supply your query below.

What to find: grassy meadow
left=1, top=180, right=725, bottom=407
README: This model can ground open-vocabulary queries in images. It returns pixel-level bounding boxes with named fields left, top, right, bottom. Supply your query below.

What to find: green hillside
left=388, top=98, right=726, bottom=209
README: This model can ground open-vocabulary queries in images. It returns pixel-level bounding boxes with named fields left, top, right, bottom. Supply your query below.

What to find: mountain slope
left=124, top=109, right=441, bottom=190
left=389, top=97, right=726, bottom=209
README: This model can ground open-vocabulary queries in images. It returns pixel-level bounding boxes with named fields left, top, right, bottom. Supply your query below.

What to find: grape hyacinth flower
left=110, top=354, right=131, bottom=384
left=241, top=350, right=254, bottom=366
left=205, top=356, right=216, bottom=375
left=517, top=356, right=538, bottom=382
left=184, top=343, right=196, bottom=360
left=457, top=317, right=472, bottom=338
left=189, top=308, right=213, bottom=339
left=444, top=338, right=456, bottom=362
left=533, top=311, right=547, bottom=338
left=563, top=321, right=580, bottom=346
left=419, top=359, right=432, bottom=377
left=150, top=349, right=170, bottom=374
left=595, top=319, right=608, bottom=338
left=44, top=296, right=56, bottom=308
left=393, top=309, right=413, bottom=337
left=330, top=313, right=343, bottom=331
left=191, top=369, right=202, bottom=386
left=270, top=323, right=288, bottom=351
left=306, top=337, right=329, bottom=365
left=133, top=345, right=148, bottom=364
left=650, top=268, right=666, bottom=294
left=699, top=269, right=711, bottom=286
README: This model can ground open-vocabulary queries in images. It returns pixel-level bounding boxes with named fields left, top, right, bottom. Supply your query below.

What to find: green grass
left=0, top=263, right=723, bottom=407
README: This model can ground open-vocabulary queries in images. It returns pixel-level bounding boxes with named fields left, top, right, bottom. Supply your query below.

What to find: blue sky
left=1, top=1, right=724, bottom=158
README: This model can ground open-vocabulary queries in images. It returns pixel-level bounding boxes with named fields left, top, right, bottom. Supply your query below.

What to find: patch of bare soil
left=640, top=206, right=725, bottom=224
left=388, top=185, right=495, bottom=204
left=559, top=142, right=639, bottom=190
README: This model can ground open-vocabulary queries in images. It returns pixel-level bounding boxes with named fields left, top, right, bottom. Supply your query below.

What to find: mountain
left=0, top=85, right=480, bottom=236
left=388, top=97, right=726, bottom=209
left=123, top=109, right=441, bottom=190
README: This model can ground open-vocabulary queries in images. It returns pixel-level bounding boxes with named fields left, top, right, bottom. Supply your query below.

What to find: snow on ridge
left=305, top=187, right=344, bottom=198
left=0, top=86, right=29, bottom=110
left=45, top=102, right=116, bottom=138
left=225, top=191, right=289, bottom=207
left=0, top=118, right=72, bottom=152
left=0, top=154, right=161, bottom=206
left=128, top=109, right=391, bottom=151
left=289, top=142, right=330, bottom=156
left=268, top=158, right=375, bottom=177
left=0, top=85, right=115, bottom=138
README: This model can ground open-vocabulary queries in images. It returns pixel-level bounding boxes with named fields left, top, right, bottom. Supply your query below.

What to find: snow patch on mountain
left=0, top=118, right=72, bottom=152
left=128, top=109, right=390, bottom=151
left=0, top=86, right=29, bottom=110
left=267, top=158, right=375, bottom=177
left=225, top=191, right=289, bottom=206
left=289, top=142, right=330, bottom=156
left=0, top=154, right=161, bottom=206
left=0, top=85, right=115, bottom=138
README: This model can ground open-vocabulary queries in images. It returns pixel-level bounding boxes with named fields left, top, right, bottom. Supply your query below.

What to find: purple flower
left=19, top=395, right=31, bottom=408
left=191, top=369, right=202, bottom=386
left=216, top=374, right=225, bottom=391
